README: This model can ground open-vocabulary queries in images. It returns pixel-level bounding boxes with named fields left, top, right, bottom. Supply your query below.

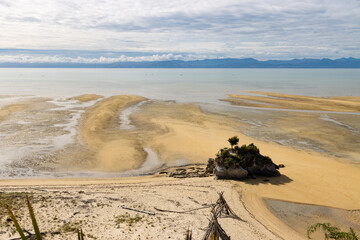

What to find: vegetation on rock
left=208, top=136, right=280, bottom=178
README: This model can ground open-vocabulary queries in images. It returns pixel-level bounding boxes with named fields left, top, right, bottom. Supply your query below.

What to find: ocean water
left=0, top=68, right=359, bottom=103
left=0, top=68, right=359, bottom=179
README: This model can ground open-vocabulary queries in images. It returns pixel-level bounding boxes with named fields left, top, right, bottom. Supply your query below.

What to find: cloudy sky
left=0, top=0, right=359, bottom=63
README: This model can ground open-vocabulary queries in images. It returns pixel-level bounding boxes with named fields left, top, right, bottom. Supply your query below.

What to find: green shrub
left=237, top=143, right=259, bottom=155
left=307, top=223, right=358, bottom=240
left=215, top=141, right=261, bottom=169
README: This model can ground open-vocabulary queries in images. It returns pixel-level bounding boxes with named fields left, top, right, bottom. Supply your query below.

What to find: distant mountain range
left=1, top=57, right=360, bottom=68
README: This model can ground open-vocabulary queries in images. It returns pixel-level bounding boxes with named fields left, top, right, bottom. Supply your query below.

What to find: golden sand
left=71, top=94, right=103, bottom=102
left=80, top=95, right=147, bottom=171
left=0, top=104, right=28, bottom=122
left=223, top=91, right=360, bottom=112
left=1, top=93, right=360, bottom=239
left=128, top=101, right=360, bottom=207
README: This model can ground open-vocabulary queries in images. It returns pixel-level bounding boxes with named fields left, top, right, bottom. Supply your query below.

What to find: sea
left=0, top=68, right=359, bottom=179
left=1, top=68, right=359, bottom=102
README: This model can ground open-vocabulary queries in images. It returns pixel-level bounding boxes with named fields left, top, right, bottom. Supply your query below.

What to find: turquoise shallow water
left=0, top=68, right=359, bottom=102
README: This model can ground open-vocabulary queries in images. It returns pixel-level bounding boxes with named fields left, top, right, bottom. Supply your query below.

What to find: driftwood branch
left=121, top=205, right=155, bottom=215
left=10, top=230, right=60, bottom=240
left=154, top=204, right=214, bottom=214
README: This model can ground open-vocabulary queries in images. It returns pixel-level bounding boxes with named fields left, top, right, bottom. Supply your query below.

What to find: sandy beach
left=0, top=93, right=359, bottom=239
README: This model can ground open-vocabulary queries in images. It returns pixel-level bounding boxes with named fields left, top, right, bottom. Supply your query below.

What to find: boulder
left=214, top=165, right=248, bottom=179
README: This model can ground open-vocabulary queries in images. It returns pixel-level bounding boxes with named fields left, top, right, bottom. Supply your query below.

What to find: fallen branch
left=121, top=205, right=155, bottom=215
left=10, top=230, right=60, bottom=240
left=154, top=204, right=214, bottom=214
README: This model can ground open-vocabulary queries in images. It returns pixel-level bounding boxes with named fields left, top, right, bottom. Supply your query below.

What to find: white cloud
left=0, top=53, right=217, bottom=63
left=0, top=0, right=359, bottom=59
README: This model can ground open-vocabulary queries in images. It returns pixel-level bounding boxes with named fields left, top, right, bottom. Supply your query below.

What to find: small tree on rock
left=228, top=136, right=239, bottom=149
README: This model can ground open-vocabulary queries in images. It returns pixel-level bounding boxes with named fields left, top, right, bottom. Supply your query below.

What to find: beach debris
left=7, top=196, right=43, bottom=240
left=185, top=227, right=192, bottom=240
left=203, top=208, right=231, bottom=240
left=215, top=192, right=242, bottom=221
left=154, top=204, right=214, bottom=214
left=121, top=205, right=155, bottom=215
left=207, top=136, right=281, bottom=179
left=77, top=229, right=85, bottom=240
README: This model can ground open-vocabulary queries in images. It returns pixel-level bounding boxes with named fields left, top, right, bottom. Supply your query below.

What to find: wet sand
left=264, top=199, right=360, bottom=240
left=71, top=94, right=103, bottom=102
left=0, top=104, right=29, bottom=122
left=223, top=91, right=360, bottom=112
left=80, top=95, right=147, bottom=172
left=0, top=93, right=360, bottom=239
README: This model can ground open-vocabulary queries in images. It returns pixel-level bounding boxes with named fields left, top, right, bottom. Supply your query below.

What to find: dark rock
left=168, top=166, right=211, bottom=178
left=187, top=172, right=199, bottom=178
left=206, top=158, right=215, bottom=173
left=84, top=199, right=96, bottom=204
left=278, top=164, right=285, bottom=168
left=173, top=175, right=186, bottom=178
left=176, top=168, right=186, bottom=171
left=211, top=143, right=281, bottom=179
left=214, top=165, right=248, bottom=179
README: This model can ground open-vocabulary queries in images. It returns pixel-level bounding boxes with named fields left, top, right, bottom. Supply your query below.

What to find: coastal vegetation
left=6, top=196, right=42, bottom=240
left=207, top=136, right=281, bottom=179
left=307, top=223, right=358, bottom=240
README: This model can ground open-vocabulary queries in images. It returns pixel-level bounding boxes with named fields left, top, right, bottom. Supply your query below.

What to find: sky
left=0, top=0, right=359, bottom=63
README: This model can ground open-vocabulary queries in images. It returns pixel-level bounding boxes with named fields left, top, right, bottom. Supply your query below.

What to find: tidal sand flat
left=0, top=92, right=359, bottom=239
left=223, top=91, right=360, bottom=161
left=223, top=91, right=360, bottom=112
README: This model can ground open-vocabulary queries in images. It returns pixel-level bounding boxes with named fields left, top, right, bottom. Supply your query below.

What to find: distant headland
left=1, top=57, right=360, bottom=68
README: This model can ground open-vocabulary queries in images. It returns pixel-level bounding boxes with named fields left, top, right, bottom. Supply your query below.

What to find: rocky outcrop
left=241, top=153, right=280, bottom=177
left=159, top=166, right=212, bottom=178
left=207, top=142, right=281, bottom=179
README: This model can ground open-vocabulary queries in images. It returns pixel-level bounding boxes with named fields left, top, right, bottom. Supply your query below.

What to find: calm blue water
left=0, top=68, right=359, bottom=102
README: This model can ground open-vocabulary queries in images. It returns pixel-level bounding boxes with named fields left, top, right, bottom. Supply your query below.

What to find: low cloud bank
left=0, top=53, right=218, bottom=63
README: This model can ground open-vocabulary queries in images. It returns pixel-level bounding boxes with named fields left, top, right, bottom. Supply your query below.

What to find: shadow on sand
left=233, top=174, right=293, bottom=186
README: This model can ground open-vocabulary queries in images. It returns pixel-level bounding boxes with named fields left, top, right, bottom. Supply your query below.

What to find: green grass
left=115, top=213, right=143, bottom=227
